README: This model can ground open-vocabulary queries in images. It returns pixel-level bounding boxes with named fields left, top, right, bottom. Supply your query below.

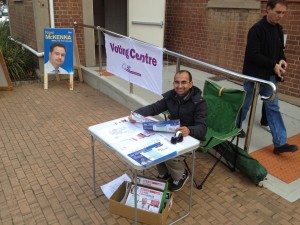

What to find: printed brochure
left=128, top=141, right=177, bottom=167
left=143, top=120, right=180, bottom=132
left=131, top=111, right=155, bottom=123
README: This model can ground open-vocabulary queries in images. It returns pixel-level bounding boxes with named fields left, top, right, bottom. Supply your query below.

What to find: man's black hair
left=267, top=0, right=288, bottom=9
left=175, top=70, right=192, bottom=81
left=50, top=42, right=66, bottom=52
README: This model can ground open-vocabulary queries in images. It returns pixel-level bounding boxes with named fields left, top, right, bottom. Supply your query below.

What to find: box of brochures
left=109, top=178, right=173, bottom=225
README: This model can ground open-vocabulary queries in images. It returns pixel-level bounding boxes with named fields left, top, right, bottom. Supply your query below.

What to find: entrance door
left=128, top=0, right=166, bottom=47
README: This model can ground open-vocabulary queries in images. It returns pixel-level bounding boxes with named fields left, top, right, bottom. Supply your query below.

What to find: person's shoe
left=274, top=144, right=298, bottom=154
left=157, top=173, right=171, bottom=181
left=261, top=125, right=271, bottom=133
left=169, top=169, right=189, bottom=192
left=238, top=129, right=246, bottom=138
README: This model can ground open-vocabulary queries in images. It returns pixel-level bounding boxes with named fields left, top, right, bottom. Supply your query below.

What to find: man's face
left=49, top=46, right=66, bottom=68
left=173, top=72, right=193, bottom=96
left=266, top=3, right=287, bottom=25
left=142, top=198, right=147, bottom=204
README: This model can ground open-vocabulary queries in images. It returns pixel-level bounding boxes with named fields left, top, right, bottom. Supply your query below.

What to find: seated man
left=129, top=70, right=208, bottom=191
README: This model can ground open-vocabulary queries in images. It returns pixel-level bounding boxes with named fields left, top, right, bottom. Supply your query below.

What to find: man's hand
left=128, top=114, right=136, bottom=123
left=279, top=60, right=288, bottom=70
left=176, top=126, right=190, bottom=137
left=274, top=63, right=286, bottom=79
left=274, top=60, right=288, bottom=81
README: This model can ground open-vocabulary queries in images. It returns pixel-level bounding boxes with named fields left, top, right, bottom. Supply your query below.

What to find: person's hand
left=274, top=63, right=286, bottom=79
left=128, top=114, right=136, bottom=123
left=176, top=126, right=190, bottom=137
left=279, top=60, right=288, bottom=70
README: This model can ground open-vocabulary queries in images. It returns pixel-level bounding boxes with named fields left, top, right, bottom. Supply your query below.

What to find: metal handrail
left=132, top=21, right=164, bottom=28
left=74, top=21, right=276, bottom=152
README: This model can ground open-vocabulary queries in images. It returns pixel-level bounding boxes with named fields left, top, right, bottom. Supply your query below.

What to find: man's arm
left=187, top=98, right=208, bottom=141
left=135, top=99, right=167, bottom=117
left=128, top=98, right=167, bottom=123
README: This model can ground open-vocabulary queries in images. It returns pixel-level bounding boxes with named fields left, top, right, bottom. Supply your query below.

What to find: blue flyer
left=128, top=142, right=177, bottom=167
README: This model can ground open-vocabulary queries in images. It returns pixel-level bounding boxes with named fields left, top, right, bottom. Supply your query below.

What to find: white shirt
left=44, top=61, right=69, bottom=74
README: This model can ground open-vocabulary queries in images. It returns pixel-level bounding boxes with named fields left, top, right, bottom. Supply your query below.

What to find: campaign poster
left=44, top=28, right=74, bottom=74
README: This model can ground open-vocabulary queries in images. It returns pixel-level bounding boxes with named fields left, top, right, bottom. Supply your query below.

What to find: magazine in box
left=137, top=176, right=168, bottom=191
left=125, top=184, right=165, bottom=213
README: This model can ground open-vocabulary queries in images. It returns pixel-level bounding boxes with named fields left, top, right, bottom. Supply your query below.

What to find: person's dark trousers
left=260, top=102, right=268, bottom=126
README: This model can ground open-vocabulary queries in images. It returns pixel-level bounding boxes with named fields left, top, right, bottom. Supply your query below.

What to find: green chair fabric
left=184, top=80, right=246, bottom=189
left=200, top=80, right=246, bottom=152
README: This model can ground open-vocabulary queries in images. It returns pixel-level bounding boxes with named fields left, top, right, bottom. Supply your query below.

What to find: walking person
left=237, top=0, right=298, bottom=154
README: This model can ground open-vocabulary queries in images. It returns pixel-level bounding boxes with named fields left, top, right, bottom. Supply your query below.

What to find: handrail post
left=130, top=82, right=133, bottom=94
left=244, top=82, right=260, bottom=152
left=97, top=27, right=103, bottom=74
left=176, top=57, right=180, bottom=72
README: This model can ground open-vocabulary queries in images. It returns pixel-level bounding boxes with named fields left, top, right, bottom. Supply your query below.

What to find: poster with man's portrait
left=44, top=28, right=74, bottom=74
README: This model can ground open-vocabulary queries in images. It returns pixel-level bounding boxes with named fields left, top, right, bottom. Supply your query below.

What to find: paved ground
left=1, top=81, right=300, bottom=225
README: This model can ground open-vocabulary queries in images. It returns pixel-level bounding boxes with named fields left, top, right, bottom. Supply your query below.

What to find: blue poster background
left=44, top=28, right=74, bottom=74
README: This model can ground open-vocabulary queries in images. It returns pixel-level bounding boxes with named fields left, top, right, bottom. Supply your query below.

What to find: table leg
left=169, top=149, right=195, bottom=224
left=134, top=170, right=138, bottom=225
left=189, top=149, right=195, bottom=210
left=91, top=135, right=96, bottom=195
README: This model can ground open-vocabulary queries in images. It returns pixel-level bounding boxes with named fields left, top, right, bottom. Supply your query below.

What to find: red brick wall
left=276, top=1, right=300, bottom=98
left=8, top=0, right=37, bottom=49
left=54, top=0, right=85, bottom=65
left=9, top=0, right=86, bottom=65
left=165, top=0, right=300, bottom=98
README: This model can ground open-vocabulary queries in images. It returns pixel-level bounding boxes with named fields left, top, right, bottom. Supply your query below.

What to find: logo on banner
left=122, top=64, right=141, bottom=77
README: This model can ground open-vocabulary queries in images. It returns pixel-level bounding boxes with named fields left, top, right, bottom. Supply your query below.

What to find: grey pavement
left=0, top=66, right=300, bottom=225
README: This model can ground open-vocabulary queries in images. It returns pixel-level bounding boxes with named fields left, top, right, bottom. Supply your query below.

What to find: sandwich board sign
left=44, top=28, right=74, bottom=90
left=0, top=51, right=13, bottom=91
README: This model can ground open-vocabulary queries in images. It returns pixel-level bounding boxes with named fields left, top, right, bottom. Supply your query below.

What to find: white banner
left=105, top=33, right=163, bottom=95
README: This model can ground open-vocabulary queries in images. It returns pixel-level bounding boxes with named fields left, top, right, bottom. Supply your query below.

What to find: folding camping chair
left=184, top=80, right=246, bottom=189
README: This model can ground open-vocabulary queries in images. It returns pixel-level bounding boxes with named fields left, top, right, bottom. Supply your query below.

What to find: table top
left=88, top=116, right=200, bottom=170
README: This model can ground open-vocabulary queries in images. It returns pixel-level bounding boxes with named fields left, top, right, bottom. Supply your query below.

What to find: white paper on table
left=100, top=173, right=132, bottom=199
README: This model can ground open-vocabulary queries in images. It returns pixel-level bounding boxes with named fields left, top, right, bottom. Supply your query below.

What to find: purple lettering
left=110, top=42, right=157, bottom=66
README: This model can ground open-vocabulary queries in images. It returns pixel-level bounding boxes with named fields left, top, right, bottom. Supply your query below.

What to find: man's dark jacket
left=135, top=86, right=208, bottom=141
left=243, top=16, right=286, bottom=80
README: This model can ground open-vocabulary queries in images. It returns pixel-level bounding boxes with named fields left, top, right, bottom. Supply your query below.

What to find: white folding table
left=88, top=116, right=200, bottom=225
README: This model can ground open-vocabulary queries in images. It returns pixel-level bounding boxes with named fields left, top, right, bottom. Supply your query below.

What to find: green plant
left=0, top=22, right=38, bottom=81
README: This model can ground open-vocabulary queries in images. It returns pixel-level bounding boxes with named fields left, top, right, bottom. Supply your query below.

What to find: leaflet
left=131, top=111, right=155, bottom=123
left=128, top=141, right=177, bottom=167
left=100, top=173, right=131, bottom=199
left=143, top=120, right=180, bottom=132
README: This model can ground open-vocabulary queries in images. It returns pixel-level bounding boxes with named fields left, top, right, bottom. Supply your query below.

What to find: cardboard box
left=109, top=182, right=173, bottom=225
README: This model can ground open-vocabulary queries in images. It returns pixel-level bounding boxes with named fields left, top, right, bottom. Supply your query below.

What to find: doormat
left=95, top=70, right=114, bottom=76
left=250, top=133, right=300, bottom=183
